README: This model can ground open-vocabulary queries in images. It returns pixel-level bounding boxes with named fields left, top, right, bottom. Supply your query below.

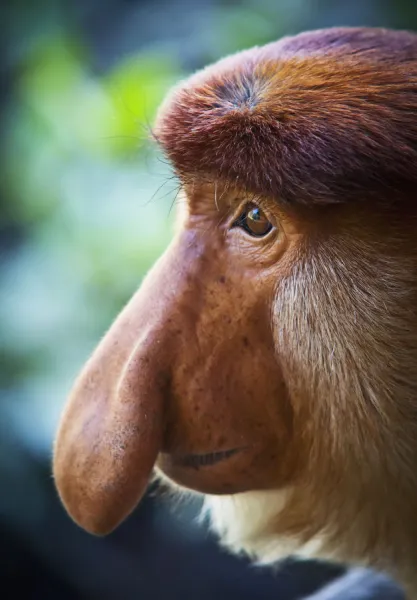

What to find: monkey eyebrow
left=183, top=179, right=266, bottom=214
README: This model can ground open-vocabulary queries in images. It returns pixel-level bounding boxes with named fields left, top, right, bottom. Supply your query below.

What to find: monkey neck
left=204, top=475, right=417, bottom=596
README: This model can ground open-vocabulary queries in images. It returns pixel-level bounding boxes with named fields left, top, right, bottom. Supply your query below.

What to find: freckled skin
left=53, top=26, right=417, bottom=596
left=53, top=178, right=301, bottom=533
left=156, top=185, right=300, bottom=493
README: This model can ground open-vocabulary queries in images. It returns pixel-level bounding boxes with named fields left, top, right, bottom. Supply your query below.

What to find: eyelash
left=232, top=203, right=273, bottom=238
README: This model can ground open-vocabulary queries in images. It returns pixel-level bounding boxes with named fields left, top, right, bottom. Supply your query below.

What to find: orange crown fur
left=155, top=27, right=417, bottom=206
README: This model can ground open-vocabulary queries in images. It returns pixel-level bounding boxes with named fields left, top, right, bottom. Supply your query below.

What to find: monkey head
left=53, top=27, right=417, bottom=594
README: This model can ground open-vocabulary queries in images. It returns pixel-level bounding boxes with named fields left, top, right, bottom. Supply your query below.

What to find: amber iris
left=235, top=205, right=273, bottom=237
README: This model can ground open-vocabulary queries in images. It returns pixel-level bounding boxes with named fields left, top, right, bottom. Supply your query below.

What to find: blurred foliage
left=0, top=26, right=183, bottom=451
left=0, top=1, right=415, bottom=597
left=1, top=0, right=417, bottom=473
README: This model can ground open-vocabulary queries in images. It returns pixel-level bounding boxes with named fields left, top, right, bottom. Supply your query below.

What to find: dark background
left=0, top=1, right=415, bottom=598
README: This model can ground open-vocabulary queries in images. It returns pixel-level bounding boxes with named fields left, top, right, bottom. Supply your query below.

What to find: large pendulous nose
left=52, top=240, right=182, bottom=535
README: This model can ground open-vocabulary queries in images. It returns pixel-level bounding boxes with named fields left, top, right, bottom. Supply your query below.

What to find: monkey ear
left=52, top=287, right=165, bottom=535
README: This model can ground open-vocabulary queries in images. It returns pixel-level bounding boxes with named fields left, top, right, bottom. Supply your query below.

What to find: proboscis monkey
left=53, top=27, right=417, bottom=597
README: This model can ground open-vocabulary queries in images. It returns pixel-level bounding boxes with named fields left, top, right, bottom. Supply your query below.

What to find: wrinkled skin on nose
left=53, top=218, right=294, bottom=535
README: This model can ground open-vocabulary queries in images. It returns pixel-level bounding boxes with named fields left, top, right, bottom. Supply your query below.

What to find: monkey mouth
left=156, top=446, right=255, bottom=495
left=165, top=447, right=244, bottom=469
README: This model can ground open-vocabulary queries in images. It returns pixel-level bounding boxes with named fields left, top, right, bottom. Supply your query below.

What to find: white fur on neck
left=202, top=488, right=328, bottom=564
left=156, top=471, right=332, bottom=565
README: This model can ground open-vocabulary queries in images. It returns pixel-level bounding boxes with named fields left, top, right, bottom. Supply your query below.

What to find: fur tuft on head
left=155, top=27, right=417, bottom=207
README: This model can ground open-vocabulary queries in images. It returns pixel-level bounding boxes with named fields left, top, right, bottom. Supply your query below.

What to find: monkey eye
left=233, top=204, right=273, bottom=237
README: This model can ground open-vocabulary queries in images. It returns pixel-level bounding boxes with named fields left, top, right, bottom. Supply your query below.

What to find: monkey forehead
left=155, top=27, right=417, bottom=208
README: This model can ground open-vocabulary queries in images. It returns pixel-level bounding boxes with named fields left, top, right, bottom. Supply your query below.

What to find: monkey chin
left=155, top=455, right=305, bottom=566
left=155, top=446, right=310, bottom=567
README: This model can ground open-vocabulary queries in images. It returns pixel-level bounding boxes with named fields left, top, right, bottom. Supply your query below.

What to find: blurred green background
left=0, top=1, right=415, bottom=598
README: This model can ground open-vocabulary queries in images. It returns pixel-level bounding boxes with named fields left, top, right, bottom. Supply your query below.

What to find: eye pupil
left=235, top=204, right=273, bottom=237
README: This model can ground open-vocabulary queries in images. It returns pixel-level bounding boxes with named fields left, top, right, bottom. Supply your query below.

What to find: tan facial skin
left=53, top=182, right=304, bottom=535
left=53, top=26, right=417, bottom=596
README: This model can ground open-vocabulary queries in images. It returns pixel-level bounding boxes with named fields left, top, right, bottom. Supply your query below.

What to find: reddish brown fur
left=53, top=27, right=417, bottom=598
left=155, top=27, right=417, bottom=206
